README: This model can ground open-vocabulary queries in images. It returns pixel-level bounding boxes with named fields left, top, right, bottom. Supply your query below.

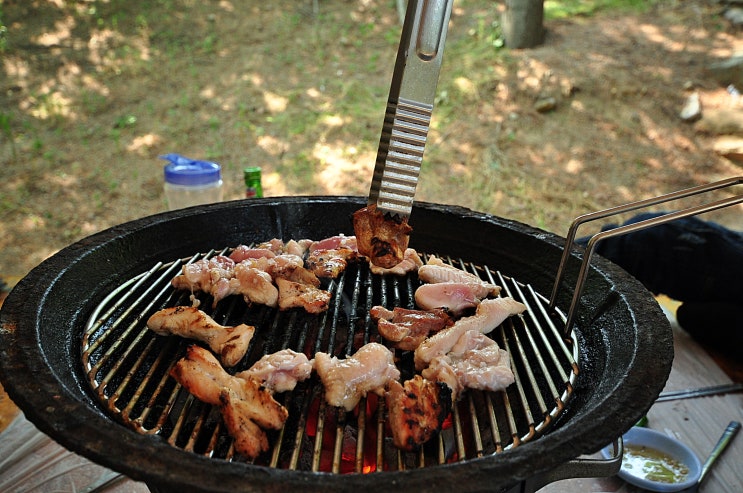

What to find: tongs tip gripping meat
left=368, top=0, right=453, bottom=219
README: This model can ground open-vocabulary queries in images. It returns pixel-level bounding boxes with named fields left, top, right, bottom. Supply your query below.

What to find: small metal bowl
left=602, top=427, right=702, bottom=492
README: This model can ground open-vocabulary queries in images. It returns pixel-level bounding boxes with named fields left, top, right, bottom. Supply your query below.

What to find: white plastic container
left=161, top=154, right=223, bottom=210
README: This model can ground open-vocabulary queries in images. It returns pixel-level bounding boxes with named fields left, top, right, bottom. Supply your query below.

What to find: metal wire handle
left=549, top=176, right=743, bottom=336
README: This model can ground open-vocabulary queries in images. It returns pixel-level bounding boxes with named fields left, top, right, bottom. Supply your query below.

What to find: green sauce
left=622, top=444, right=689, bottom=484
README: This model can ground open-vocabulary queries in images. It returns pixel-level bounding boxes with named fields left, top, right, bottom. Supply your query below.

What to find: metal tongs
left=367, top=0, right=453, bottom=219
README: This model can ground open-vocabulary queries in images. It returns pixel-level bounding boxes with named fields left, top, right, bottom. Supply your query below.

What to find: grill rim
left=0, top=196, right=673, bottom=492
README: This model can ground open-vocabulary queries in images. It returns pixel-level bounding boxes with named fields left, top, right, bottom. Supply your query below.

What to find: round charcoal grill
left=0, top=196, right=675, bottom=493
left=82, top=250, right=578, bottom=471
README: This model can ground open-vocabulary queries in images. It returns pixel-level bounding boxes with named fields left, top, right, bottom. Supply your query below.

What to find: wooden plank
left=543, top=321, right=743, bottom=492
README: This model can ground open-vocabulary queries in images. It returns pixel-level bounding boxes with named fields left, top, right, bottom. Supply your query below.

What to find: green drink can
left=243, top=166, right=263, bottom=199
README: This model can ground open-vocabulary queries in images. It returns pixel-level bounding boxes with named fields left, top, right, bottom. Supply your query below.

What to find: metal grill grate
left=82, top=251, right=579, bottom=473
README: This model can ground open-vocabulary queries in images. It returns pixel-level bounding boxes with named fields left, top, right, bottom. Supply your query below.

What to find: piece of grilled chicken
left=414, top=297, right=526, bottom=371
left=275, top=277, right=332, bottom=314
left=237, top=349, right=313, bottom=394
left=314, top=342, right=400, bottom=411
left=370, top=306, right=453, bottom=351
left=170, top=345, right=289, bottom=459
left=352, top=204, right=412, bottom=269
left=147, top=306, right=254, bottom=367
left=385, top=375, right=452, bottom=451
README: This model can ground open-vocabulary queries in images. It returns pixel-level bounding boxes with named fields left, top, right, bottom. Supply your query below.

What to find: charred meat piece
left=237, top=349, right=313, bottom=394
left=385, top=375, right=452, bottom=451
left=305, top=251, right=349, bottom=279
left=170, top=345, right=289, bottom=458
left=305, top=247, right=359, bottom=279
left=276, top=277, right=331, bottom=314
left=306, top=234, right=359, bottom=279
left=147, top=306, right=254, bottom=367
left=414, top=297, right=526, bottom=371
left=314, top=342, right=400, bottom=411
left=369, top=248, right=423, bottom=276
left=267, top=254, right=321, bottom=286
left=370, top=306, right=453, bottom=351
left=353, top=204, right=412, bottom=269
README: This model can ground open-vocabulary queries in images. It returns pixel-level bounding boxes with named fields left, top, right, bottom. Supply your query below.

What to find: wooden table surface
left=542, top=313, right=743, bottom=493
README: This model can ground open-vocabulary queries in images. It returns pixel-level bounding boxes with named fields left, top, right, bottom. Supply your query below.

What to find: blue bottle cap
left=160, top=153, right=221, bottom=186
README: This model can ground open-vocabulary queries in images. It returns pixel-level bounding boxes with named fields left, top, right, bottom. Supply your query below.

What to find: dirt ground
left=1, top=0, right=743, bottom=435
left=1, top=0, right=742, bottom=284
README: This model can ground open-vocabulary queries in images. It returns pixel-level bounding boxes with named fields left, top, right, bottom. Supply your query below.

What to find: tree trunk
left=502, top=0, right=545, bottom=49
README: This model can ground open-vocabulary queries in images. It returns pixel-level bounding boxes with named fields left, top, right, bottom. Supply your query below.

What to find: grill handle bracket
left=549, top=176, right=743, bottom=336
left=521, top=438, right=623, bottom=492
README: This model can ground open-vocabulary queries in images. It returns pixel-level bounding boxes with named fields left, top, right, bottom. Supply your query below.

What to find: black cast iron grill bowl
left=0, top=196, right=672, bottom=493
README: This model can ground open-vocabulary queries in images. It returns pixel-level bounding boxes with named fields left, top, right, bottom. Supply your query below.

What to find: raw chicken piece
left=230, top=239, right=313, bottom=262
left=309, top=234, right=357, bottom=253
left=147, top=306, right=254, bottom=367
left=414, top=282, right=483, bottom=316
left=353, top=204, right=412, bottom=269
left=170, top=345, right=288, bottom=458
left=385, top=375, right=452, bottom=451
left=229, top=245, right=276, bottom=263
left=237, top=349, right=313, bottom=393
left=414, top=297, right=526, bottom=370
left=276, top=277, right=331, bottom=313
left=422, top=332, right=514, bottom=400
left=314, top=342, right=400, bottom=411
left=238, top=254, right=319, bottom=287
left=369, top=248, right=423, bottom=276
left=417, top=256, right=501, bottom=298
left=233, top=263, right=278, bottom=307
left=284, top=239, right=313, bottom=257
left=370, top=306, right=453, bottom=351
left=171, top=256, right=238, bottom=307
left=255, top=238, right=285, bottom=252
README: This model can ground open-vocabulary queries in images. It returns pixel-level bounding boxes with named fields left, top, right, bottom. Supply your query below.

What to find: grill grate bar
left=486, top=393, right=504, bottom=453
left=519, top=283, right=572, bottom=388
left=81, top=250, right=578, bottom=473
left=83, top=260, right=168, bottom=351
left=451, top=403, right=466, bottom=460
left=467, top=394, right=484, bottom=458
left=502, top=318, right=538, bottom=444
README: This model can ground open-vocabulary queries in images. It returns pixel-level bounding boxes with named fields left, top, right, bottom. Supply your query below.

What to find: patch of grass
left=545, top=0, right=660, bottom=20
left=114, top=114, right=137, bottom=129
left=0, top=111, right=15, bottom=159
left=0, top=7, right=7, bottom=52
left=80, top=90, right=110, bottom=115
left=279, top=151, right=319, bottom=193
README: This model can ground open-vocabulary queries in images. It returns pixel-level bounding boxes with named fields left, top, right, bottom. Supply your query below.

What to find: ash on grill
left=82, top=249, right=578, bottom=474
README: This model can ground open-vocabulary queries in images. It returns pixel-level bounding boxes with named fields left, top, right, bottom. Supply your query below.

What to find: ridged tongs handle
left=368, top=0, right=453, bottom=219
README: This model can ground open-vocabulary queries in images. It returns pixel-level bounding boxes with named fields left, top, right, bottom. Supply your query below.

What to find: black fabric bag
left=577, top=212, right=743, bottom=358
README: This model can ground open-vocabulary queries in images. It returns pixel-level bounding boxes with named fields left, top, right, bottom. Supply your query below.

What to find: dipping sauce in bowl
left=602, top=427, right=702, bottom=492
left=622, top=443, right=690, bottom=483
